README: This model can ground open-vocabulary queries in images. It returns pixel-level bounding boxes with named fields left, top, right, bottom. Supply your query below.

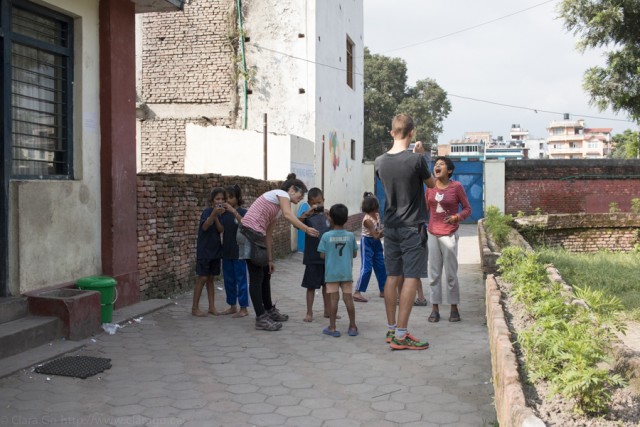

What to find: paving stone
left=247, top=413, right=287, bottom=426
left=384, top=409, right=422, bottom=423
left=239, top=402, right=276, bottom=415
left=275, top=405, right=312, bottom=417
left=284, top=416, right=323, bottom=427
left=370, top=400, right=405, bottom=412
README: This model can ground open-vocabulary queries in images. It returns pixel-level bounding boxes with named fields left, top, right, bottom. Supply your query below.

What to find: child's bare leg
left=192, top=277, right=208, bottom=317
left=343, top=291, right=357, bottom=331
left=328, top=292, right=340, bottom=331
left=232, top=307, right=249, bottom=318
left=416, top=280, right=426, bottom=302
left=206, top=278, right=218, bottom=315
left=220, top=305, right=237, bottom=315
left=304, top=288, right=315, bottom=322
left=323, top=286, right=341, bottom=319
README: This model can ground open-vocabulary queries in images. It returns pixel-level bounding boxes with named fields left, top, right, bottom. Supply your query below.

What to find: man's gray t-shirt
left=375, top=150, right=431, bottom=228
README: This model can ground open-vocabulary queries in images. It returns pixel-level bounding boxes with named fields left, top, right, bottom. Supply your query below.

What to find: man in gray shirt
left=375, top=113, right=435, bottom=350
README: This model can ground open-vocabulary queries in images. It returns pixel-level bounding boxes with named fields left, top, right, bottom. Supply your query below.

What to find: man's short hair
left=391, top=113, right=415, bottom=139
left=329, top=204, right=349, bottom=226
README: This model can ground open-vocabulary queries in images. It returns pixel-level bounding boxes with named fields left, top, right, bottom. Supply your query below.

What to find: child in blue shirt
left=318, top=204, right=358, bottom=337
left=219, top=184, right=249, bottom=318
left=192, top=187, right=226, bottom=317
left=298, top=188, right=331, bottom=323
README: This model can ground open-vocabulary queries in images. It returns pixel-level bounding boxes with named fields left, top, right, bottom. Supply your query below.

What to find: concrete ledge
left=485, top=274, right=545, bottom=427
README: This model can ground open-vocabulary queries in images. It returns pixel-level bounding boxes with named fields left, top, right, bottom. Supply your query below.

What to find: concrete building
left=440, top=131, right=527, bottom=161
left=136, top=0, right=364, bottom=217
left=1, top=0, right=181, bottom=311
left=546, top=114, right=612, bottom=159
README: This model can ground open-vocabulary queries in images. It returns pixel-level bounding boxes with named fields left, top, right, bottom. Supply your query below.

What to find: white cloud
left=363, top=0, right=634, bottom=143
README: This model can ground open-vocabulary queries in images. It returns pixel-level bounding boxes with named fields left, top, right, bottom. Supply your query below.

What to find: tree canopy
left=611, top=129, right=639, bottom=159
left=559, top=0, right=640, bottom=121
left=363, top=48, right=451, bottom=160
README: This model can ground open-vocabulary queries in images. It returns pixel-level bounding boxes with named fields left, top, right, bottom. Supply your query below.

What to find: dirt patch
left=496, top=276, right=640, bottom=426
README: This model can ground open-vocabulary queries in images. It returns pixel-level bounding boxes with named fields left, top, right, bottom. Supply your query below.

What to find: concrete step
left=0, top=297, right=28, bottom=324
left=0, top=315, right=64, bottom=359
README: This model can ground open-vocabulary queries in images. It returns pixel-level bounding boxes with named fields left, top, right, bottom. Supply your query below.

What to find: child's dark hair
left=307, top=187, right=323, bottom=200
left=361, top=192, right=379, bottom=214
left=281, top=173, right=308, bottom=195
left=210, top=187, right=226, bottom=202
left=329, top=204, right=348, bottom=226
left=224, top=184, right=243, bottom=206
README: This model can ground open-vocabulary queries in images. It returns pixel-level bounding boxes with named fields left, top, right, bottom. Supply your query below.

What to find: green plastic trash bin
left=76, top=276, right=118, bottom=323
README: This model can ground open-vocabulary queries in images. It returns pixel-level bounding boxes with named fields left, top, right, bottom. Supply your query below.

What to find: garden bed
left=481, top=217, right=640, bottom=426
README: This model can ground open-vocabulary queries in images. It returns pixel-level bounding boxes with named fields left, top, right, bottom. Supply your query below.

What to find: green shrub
left=484, top=206, right=513, bottom=249
left=497, top=248, right=627, bottom=414
left=609, top=202, right=620, bottom=213
left=631, top=197, right=640, bottom=214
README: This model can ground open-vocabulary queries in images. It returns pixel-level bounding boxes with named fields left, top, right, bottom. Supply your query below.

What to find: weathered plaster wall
left=315, top=0, right=364, bottom=215
left=9, top=0, right=102, bottom=295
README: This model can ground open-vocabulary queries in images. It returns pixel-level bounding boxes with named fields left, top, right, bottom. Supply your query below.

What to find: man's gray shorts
left=383, top=225, right=427, bottom=279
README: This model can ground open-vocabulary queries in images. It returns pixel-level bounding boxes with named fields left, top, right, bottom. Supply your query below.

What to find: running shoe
left=255, top=313, right=282, bottom=331
left=267, top=305, right=289, bottom=322
left=390, top=334, right=429, bottom=350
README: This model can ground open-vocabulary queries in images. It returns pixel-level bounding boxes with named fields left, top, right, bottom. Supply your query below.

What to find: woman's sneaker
left=267, top=306, right=289, bottom=322
left=255, top=313, right=282, bottom=331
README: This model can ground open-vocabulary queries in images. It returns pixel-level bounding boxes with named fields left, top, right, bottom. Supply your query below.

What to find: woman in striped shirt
left=240, top=174, right=320, bottom=331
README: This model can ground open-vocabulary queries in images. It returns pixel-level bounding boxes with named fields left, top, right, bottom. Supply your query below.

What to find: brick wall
left=140, top=119, right=187, bottom=173
left=505, top=159, right=640, bottom=215
left=516, top=213, right=640, bottom=253
left=137, top=173, right=288, bottom=299
left=140, top=0, right=236, bottom=104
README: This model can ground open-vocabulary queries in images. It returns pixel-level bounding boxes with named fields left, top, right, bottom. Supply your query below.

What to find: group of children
left=193, top=184, right=386, bottom=338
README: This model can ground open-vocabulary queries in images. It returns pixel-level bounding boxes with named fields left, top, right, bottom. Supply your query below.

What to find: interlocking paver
left=0, top=225, right=496, bottom=425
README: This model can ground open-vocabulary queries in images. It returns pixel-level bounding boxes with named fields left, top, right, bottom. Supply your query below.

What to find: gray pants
left=427, top=231, right=460, bottom=305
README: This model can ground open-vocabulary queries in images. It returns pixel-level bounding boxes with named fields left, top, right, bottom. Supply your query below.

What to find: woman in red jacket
left=425, top=156, right=471, bottom=323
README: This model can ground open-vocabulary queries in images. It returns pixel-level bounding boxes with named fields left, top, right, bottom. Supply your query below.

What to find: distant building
left=546, top=114, right=612, bottom=159
left=440, top=130, right=528, bottom=161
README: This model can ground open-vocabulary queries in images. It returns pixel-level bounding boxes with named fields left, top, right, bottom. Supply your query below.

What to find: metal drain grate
left=35, top=356, right=111, bottom=379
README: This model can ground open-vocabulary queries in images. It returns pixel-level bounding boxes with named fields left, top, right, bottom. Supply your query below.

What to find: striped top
left=241, top=189, right=288, bottom=235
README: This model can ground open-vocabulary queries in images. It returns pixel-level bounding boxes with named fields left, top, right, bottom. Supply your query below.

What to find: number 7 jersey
left=317, top=229, right=358, bottom=283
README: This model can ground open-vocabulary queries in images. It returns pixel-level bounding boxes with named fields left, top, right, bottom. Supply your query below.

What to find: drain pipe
left=237, top=0, right=248, bottom=129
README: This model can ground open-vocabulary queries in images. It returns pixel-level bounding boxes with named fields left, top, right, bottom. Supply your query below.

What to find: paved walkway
left=0, top=224, right=497, bottom=427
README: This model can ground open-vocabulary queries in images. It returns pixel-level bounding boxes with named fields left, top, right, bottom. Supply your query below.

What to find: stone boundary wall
left=137, top=172, right=363, bottom=299
left=504, top=159, right=640, bottom=215
left=485, top=274, right=545, bottom=427
left=516, top=213, right=640, bottom=252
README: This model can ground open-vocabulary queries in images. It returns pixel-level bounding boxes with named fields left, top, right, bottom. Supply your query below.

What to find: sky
left=362, top=0, right=637, bottom=144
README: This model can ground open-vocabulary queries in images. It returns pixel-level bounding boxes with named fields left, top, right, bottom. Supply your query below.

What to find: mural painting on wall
left=329, top=131, right=340, bottom=170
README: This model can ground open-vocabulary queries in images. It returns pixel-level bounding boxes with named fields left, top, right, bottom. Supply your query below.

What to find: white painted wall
left=9, top=0, right=102, bottom=295
left=184, top=125, right=315, bottom=184
left=484, top=160, right=505, bottom=214
left=315, top=0, right=364, bottom=215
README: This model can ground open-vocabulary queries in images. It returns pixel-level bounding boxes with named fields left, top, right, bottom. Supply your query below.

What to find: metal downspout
left=237, top=0, right=248, bottom=129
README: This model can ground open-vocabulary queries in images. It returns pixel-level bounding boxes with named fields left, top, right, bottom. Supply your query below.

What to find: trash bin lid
left=76, top=276, right=117, bottom=288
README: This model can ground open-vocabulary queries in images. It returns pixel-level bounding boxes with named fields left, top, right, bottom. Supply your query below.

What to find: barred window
left=4, top=0, right=73, bottom=178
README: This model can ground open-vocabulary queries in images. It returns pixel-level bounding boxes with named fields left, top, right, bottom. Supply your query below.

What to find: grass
left=537, top=247, right=640, bottom=321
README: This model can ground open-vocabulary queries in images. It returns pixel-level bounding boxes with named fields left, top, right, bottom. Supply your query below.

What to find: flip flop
left=323, top=327, right=341, bottom=337
left=348, top=327, right=359, bottom=337
left=414, top=298, right=428, bottom=306
left=449, top=311, right=461, bottom=322
left=428, top=311, right=440, bottom=323
left=353, top=294, right=368, bottom=303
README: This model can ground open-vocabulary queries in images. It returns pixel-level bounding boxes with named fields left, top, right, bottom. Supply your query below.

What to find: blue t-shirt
left=302, top=213, right=330, bottom=265
left=196, top=207, right=222, bottom=260
left=317, top=230, right=358, bottom=282
left=219, top=207, right=247, bottom=259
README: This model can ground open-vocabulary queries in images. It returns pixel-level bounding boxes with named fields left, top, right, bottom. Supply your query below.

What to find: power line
left=248, top=44, right=364, bottom=76
left=376, top=0, right=556, bottom=56
left=449, top=93, right=636, bottom=123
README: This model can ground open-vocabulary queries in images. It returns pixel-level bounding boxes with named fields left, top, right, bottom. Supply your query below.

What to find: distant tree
left=611, top=129, right=640, bottom=159
left=559, top=0, right=640, bottom=121
left=364, top=48, right=451, bottom=160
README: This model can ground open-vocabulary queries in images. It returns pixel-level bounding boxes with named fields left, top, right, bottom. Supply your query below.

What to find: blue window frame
left=2, top=0, right=74, bottom=179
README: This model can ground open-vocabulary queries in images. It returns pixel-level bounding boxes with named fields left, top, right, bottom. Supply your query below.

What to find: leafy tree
left=611, top=129, right=640, bottom=159
left=559, top=0, right=640, bottom=121
left=364, top=48, right=451, bottom=160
